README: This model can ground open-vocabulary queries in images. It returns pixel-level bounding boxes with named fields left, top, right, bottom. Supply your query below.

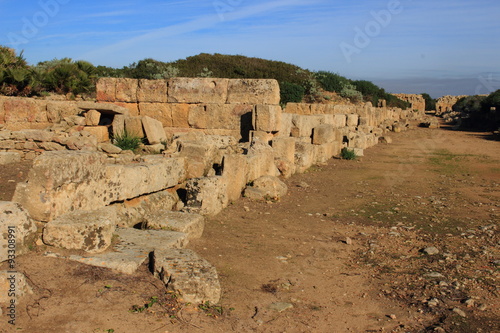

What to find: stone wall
left=393, top=94, right=426, bottom=113
left=435, top=95, right=468, bottom=116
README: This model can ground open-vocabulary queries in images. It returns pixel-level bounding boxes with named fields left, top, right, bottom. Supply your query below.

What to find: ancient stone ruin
left=0, top=77, right=426, bottom=304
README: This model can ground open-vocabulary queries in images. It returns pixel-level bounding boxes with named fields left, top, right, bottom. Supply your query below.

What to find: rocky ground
left=1, top=123, right=499, bottom=332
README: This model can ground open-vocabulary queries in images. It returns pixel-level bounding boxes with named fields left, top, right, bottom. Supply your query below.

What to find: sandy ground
left=1, top=123, right=499, bottom=333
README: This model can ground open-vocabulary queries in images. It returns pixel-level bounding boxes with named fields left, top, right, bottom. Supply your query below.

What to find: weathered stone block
left=43, top=207, right=116, bottom=253
left=145, top=211, right=205, bottom=239
left=0, top=202, right=37, bottom=262
left=137, top=79, right=168, bottom=103
left=153, top=249, right=221, bottom=304
left=294, top=142, right=316, bottom=173
left=84, top=109, right=101, bottom=126
left=139, top=103, right=172, bottom=127
left=332, top=114, right=347, bottom=128
left=0, top=152, right=21, bottom=165
left=0, top=130, right=11, bottom=140
left=253, top=104, right=282, bottom=132
left=4, top=98, right=39, bottom=124
left=312, top=124, right=335, bottom=145
left=96, top=78, right=116, bottom=102
left=185, top=176, right=229, bottom=216
left=226, top=79, right=280, bottom=105
left=244, top=176, right=287, bottom=201
left=142, top=116, right=167, bottom=145
left=39, top=142, right=66, bottom=151
left=78, top=101, right=130, bottom=116
left=347, top=114, right=359, bottom=127
left=314, top=142, right=337, bottom=163
left=83, top=126, right=110, bottom=143
left=221, top=154, right=248, bottom=202
left=188, top=104, right=248, bottom=130
left=110, top=102, right=139, bottom=117
left=47, top=101, right=79, bottom=123
left=246, top=142, right=280, bottom=182
left=168, top=78, right=229, bottom=104
left=291, top=114, right=323, bottom=138
left=115, top=78, right=138, bottom=103
left=169, top=103, right=190, bottom=128
left=99, top=142, right=122, bottom=154
left=125, top=117, right=145, bottom=138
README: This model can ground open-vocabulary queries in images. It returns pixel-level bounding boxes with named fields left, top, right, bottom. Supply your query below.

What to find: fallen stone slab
left=244, top=175, right=288, bottom=201
left=144, top=211, right=205, bottom=239
left=65, top=228, right=189, bottom=274
left=77, top=101, right=130, bottom=116
left=153, top=248, right=221, bottom=304
left=43, top=207, right=117, bottom=253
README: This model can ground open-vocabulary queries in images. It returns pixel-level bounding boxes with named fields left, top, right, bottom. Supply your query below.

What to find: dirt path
left=2, top=125, right=499, bottom=333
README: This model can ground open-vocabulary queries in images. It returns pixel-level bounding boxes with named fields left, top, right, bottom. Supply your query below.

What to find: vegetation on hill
left=453, top=92, right=500, bottom=130
left=0, top=46, right=416, bottom=108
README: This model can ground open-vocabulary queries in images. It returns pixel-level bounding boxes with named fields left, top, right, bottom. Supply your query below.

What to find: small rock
left=428, top=298, right=439, bottom=307
left=389, top=314, right=397, bottom=319
left=244, top=206, right=250, bottom=212
left=424, top=272, right=444, bottom=278
left=452, top=308, right=466, bottom=318
left=345, top=237, right=353, bottom=245
left=422, top=247, right=440, bottom=255
left=297, top=182, right=310, bottom=188
left=464, top=299, right=475, bottom=308
left=268, top=302, right=294, bottom=312
left=478, top=304, right=488, bottom=311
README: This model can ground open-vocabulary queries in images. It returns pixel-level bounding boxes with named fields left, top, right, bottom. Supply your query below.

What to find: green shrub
left=113, top=130, right=142, bottom=151
left=421, top=93, right=436, bottom=111
left=315, top=71, right=350, bottom=92
left=340, top=147, right=357, bottom=160
left=280, top=81, right=305, bottom=104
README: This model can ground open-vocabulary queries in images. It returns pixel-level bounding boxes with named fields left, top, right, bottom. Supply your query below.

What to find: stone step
left=63, top=228, right=189, bottom=274
left=144, top=211, right=205, bottom=239
left=153, top=249, right=221, bottom=304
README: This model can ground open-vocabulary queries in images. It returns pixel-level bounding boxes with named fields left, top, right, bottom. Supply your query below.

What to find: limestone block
left=312, top=124, right=335, bottom=145
left=284, top=103, right=311, bottom=115
left=291, top=114, right=322, bottom=138
left=0, top=130, right=11, bottom=140
left=169, top=103, right=190, bottom=128
left=168, top=78, right=229, bottom=104
left=85, top=109, right=101, bottom=126
left=310, top=104, right=327, bottom=115
left=13, top=151, right=108, bottom=221
left=39, top=142, right=66, bottom=151
left=4, top=98, right=39, bottom=124
left=347, top=114, right=359, bottom=127
left=113, top=190, right=180, bottom=228
left=105, top=157, right=186, bottom=203
left=294, top=142, right=316, bottom=173
left=0, top=272, right=32, bottom=304
left=314, top=142, right=337, bottom=163
left=0, top=152, right=21, bottom=165
left=0, top=202, right=38, bottom=262
left=0, top=98, right=4, bottom=125
left=271, top=137, right=295, bottom=163
left=83, top=126, right=110, bottom=143
left=249, top=131, right=274, bottom=144
left=78, top=102, right=129, bottom=116
left=125, top=117, right=145, bottom=138
left=246, top=142, right=280, bottom=182
left=253, top=104, right=282, bottom=132
left=47, top=101, right=79, bottom=123
left=139, top=103, right=172, bottom=127
left=221, top=154, right=248, bottom=202
left=188, top=104, right=245, bottom=130
left=185, top=176, right=229, bottom=216
left=144, top=211, right=205, bottom=239
left=137, top=79, right=168, bottom=103
left=96, top=78, right=117, bottom=102
left=226, top=79, right=280, bottom=105
left=142, top=116, right=167, bottom=145
left=99, top=142, right=122, bottom=154
left=332, top=114, right=347, bottom=128
left=0, top=140, right=15, bottom=149
left=111, top=115, right=125, bottom=137
left=348, top=133, right=368, bottom=149
left=244, top=176, right=287, bottom=201
left=115, top=78, right=138, bottom=103
left=178, top=140, right=219, bottom=179
left=153, top=249, right=221, bottom=304
left=43, top=207, right=117, bottom=253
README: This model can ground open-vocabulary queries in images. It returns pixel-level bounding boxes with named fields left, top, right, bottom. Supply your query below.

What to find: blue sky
left=1, top=0, right=499, bottom=98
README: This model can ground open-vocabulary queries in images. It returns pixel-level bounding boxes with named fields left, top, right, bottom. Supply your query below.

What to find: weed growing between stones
left=341, top=147, right=357, bottom=160
left=113, top=130, right=141, bottom=151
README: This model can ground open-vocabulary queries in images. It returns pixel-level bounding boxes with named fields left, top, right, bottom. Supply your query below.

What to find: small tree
left=279, top=81, right=305, bottom=104
left=421, top=93, right=436, bottom=111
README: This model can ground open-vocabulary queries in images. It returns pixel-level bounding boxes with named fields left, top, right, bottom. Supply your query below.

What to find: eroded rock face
left=0, top=202, right=38, bottom=262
